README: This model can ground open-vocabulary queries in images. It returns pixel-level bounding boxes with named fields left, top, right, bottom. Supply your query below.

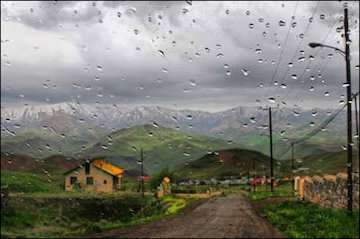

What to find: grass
left=262, top=201, right=359, bottom=238
left=1, top=171, right=59, bottom=193
left=247, top=182, right=294, bottom=201
left=1, top=192, right=200, bottom=238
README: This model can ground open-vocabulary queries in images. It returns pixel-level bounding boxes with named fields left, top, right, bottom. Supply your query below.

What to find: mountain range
left=1, top=103, right=352, bottom=169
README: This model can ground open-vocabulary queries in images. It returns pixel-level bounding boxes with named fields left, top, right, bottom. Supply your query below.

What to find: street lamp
left=308, top=8, right=353, bottom=212
left=308, top=42, right=345, bottom=56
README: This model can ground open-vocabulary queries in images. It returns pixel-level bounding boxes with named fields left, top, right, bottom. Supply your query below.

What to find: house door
left=113, top=176, right=119, bottom=191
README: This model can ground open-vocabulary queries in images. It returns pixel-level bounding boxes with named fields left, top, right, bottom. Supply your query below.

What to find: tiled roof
left=93, top=159, right=124, bottom=176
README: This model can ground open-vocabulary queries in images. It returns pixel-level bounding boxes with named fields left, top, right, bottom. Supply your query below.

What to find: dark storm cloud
left=1, top=1, right=359, bottom=112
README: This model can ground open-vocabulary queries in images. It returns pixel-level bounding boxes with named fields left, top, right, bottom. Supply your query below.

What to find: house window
left=85, top=162, right=90, bottom=175
left=70, top=176, right=77, bottom=185
left=103, top=180, right=107, bottom=184
left=86, top=177, right=94, bottom=185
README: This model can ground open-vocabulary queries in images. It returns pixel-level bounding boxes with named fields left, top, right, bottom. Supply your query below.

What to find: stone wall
left=299, top=173, right=359, bottom=209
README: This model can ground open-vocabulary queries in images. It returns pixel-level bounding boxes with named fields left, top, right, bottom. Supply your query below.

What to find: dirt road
left=90, top=194, right=284, bottom=238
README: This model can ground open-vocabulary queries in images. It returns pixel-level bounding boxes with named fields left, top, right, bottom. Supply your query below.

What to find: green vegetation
left=176, top=148, right=269, bottom=179
left=1, top=192, right=199, bottom=238
left=262, top=201, right=359, bottom=238
left=1, top=171, right=59, bottom=193
left=248, top=182, right=294, bottom=201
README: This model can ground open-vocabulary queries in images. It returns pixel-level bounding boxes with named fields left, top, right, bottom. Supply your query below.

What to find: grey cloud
left=1, top=1, right=359, bottom=112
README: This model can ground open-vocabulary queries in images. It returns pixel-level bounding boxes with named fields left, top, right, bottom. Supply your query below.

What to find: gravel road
left=90, top=194, right=284, bottom=238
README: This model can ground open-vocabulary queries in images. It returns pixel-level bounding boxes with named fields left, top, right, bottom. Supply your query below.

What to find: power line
left=279, top=91, right=359, bottom=158
left=268, top=1, right=299, bottom=88
left=278, top=1, right=320, bottom=86
left=281, top=18, right=339, bottom=104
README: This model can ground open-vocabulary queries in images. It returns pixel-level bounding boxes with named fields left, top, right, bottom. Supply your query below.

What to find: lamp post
left=308, top=8, right=353, bottom=212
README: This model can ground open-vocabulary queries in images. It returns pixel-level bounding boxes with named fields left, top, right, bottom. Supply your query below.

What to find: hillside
left=81, top=124, right=236, bottom=174
left=296, top=150, right=359, bottom=175
left=176, top=148, right=271, bottom=180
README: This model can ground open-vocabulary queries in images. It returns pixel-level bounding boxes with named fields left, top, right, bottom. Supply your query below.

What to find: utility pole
left=291, top=142, right=295, bottom=191
left=269, top=107, right=274, bottom=192
left=354, top=94, right=359, bottom=166
left=344, top=7, right=353, bottom=212
left=140, top=148, right=144, bottom=198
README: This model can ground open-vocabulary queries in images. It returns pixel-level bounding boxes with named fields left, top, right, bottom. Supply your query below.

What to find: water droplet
left=279, top=20, right=286, bottom=26
left=274, top=81, right=278, bottom=86
left=291, top=74, right=297, bottom=80
left=250, top=117, right=256, bottom=123
left=249, top=23, right=255, bottom=29
left=158, top=50, right=165, bottom=57
left=280, top=84, right=287, bottom=89
left=225, top=70, right=231, bottom=76
left=324, top=91, right=330, bottom=96
left=94, top=76, right=100, bottom=81
left=117, top=12, right=122, bottom=18
left=126, top=7, right=137, bottom=16
left=298, top=56, right=305, bottom=62
left=225, top=9, right=230, bottom=15
left=291, top=22, right=297, bottom=28
left=255, top=48, right=262, bottom=54
left=258, top=83, right=264, bottom=88
left=293, top=110, right=301, bottom=117
left=265, top=22, right=270, bottom=28
left=162, top=67, right=168, bottom=73
left=96, top=65, right=103, bottom=71
left=189, top=79, right=197, bottom=87
left=241, top=68, right=249, bottom=76
left=309, top=17, right=313, bottom=23
left=245, top=10, right=250, bottom=16
left=134, top=29, right=140, bottom=35
left=312, top=111, right=318, bottom=117
left=320, top=14, right=325, bottom=20
left=288, top=62, right=293, bottom=67
left=216, top=53, right=224, bottom=58
left=152, top=122, right=159, bottom=128
left=309, top=86, right=315, bottom=91
left=342, top=82, right=349, bottom=88
left=309, top=122, right=315, bottom=127
left=268, top=97, right=276, bottom=103
left=309, top=55, right=315, bottom=61
left=310, top=75, right=315, bottom=81
left=182, top=8, right=189, bottom=14
left=224, top=64, right=229, bottom=69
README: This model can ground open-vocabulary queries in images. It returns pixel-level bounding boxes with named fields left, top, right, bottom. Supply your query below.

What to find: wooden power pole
left=269, top=107, right=274, bottom=192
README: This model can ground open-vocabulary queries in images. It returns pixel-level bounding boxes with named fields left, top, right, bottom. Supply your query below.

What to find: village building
left=64, top=159, right=124, bottom=193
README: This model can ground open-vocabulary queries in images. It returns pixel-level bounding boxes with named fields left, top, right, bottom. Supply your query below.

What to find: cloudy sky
left=1, top=1, right=359, bottom=112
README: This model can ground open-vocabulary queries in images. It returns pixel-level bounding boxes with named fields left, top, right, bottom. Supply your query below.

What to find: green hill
left=81, top=124, right=236, bottom=174
left=297, top=150, right=359, bottom=175
left=175, top=148, right=271, bottom=179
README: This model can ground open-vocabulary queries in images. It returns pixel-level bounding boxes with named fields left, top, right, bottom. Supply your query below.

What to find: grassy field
left=1, top=171, right=62, bottom=193
left=1, top=192, right=199, bottom=238
left=244, top=181, right=359, bottom=238
left=247, top=182, right=294, bottom=201
left=262, top=201, right=359, bottom=238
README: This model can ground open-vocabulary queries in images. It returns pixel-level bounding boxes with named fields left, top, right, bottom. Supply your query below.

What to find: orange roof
left=92, top=159, right=124, bottom=176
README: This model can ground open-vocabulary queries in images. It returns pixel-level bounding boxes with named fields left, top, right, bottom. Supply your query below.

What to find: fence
left=294, top=173, right=359, bottom=209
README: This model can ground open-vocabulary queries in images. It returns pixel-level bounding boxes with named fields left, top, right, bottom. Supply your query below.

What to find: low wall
left=295, top=173, right=359, bottom=209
